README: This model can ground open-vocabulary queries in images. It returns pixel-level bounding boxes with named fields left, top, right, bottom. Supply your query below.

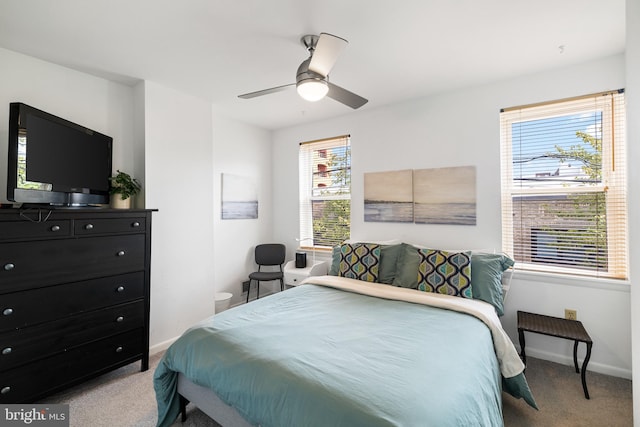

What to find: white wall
left=211, top=112, right=273, bottom=306
left=132, top=82, right=147, bottom=209
left=0, top=48, right=137, bottom=204
left=144, top=97, right=274, bottom=348
left=272, top=54, right=631, bottom=378
left=626, top=0, right=640, bottom=422
left=143, top=81, right=216, bottom=349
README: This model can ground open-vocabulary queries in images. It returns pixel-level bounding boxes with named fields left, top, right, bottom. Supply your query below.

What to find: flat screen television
left=7, top=102, right=113, bottom=207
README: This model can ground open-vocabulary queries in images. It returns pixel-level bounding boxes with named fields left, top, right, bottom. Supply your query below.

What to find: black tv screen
left=7, top=103, right=113, bottom=206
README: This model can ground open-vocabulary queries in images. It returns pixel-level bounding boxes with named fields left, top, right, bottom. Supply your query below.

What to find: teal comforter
left=155, top=280, right=536, bottom=427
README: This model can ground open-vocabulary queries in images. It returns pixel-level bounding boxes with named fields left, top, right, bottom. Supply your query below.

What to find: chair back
left=255, top=243, right=286, bottom=266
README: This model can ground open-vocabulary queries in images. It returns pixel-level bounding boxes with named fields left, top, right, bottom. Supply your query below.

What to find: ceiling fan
left=238, top=33, right=368, bottom=109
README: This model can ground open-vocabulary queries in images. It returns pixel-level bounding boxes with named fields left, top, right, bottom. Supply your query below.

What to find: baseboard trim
left=150, top=337, right=179, bottom=356
left=524, top=347, right=632, bottom=380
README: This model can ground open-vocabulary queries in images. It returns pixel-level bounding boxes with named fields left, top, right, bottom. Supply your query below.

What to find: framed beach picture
left=364, top=169, right=413, bottom=222
left=221, top=173, right=258, bottom=219
left=413, top=166, right=476, bottom=225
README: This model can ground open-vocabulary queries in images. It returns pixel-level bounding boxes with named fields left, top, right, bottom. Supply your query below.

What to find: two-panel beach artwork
left=364, top=166, right=476, bottom=225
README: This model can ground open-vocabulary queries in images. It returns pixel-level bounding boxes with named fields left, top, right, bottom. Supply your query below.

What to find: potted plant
left=109, top=170, right=141, bottom=209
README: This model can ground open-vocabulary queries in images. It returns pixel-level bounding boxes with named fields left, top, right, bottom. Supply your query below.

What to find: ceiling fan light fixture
left=238, top=33, right=367, bottom=109
left=296, top=79, right=329, bottom=102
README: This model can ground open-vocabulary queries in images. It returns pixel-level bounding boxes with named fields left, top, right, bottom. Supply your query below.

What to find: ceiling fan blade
left=308, top=33, right=348, bottom=77
left=327, top=82, right=368, bottom=109
left=238, top=83, right=295, bottom=99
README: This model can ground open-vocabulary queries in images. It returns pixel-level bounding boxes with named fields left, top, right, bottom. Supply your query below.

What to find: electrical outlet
left=565, top=309, right=577, bottom=320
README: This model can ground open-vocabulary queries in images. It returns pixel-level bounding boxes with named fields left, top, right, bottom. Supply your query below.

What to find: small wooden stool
left=517, top=310, right=593, bottom=399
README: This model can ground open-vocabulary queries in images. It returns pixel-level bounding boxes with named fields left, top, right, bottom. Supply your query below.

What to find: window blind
left=299, top=135, right=351, bottom=248
left=500, top=90, right=627, bottom=279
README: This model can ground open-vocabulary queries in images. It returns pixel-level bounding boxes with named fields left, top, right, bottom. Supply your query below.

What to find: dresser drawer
left=0, top=328, right=144, bottom=403
left=74, top=217, right=146, bottom=235
left=0, top=234, right=145, bottom=292
left=0, top=301, right=144, bottom=371
left=0, top=272, right=144, bottom=332
left=0, top=219, right=72, bottom=241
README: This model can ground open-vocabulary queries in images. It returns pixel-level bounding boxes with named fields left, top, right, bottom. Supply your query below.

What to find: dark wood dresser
left=0, top=207, right=154, bottom=403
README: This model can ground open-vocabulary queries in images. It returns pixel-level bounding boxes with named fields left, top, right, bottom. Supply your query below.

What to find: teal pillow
left=470, top=253, right=514, bottom=316
left=416, top=249, right=472, bottom=298
left=329, top=245, right=341, bottom=276
left=338, top=243, right=381, bottom=282
left=377, top=243, right=406, bottom=284
left=392, top=244, right=421, bottom=288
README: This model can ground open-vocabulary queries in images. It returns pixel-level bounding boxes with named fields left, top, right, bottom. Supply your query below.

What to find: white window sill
left=512, top=269, right=630, bottom=293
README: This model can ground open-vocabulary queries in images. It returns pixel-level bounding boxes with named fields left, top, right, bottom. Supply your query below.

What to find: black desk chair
left=246, top=243, right=286, bottom=302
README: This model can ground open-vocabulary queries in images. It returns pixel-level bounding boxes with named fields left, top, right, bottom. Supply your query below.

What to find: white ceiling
left=0, top=0, right=625, bottom=130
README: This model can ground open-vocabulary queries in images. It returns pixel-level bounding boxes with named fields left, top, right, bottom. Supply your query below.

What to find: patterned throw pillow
left=417, top=249, right=472, bottom=298
left=339, top=243, right=381, bottom=282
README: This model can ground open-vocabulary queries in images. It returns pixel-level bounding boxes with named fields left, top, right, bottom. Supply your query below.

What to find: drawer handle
left=3, top=263, right=14, bottom=271
left=50, top=225, right=61, bottom=232
left=116, top=285, right=125, bottom=293
left=116, top=316, right=124, bottom=323
left=117, top=250, right=126, bottom=257
left=3, top=308, right=13, bottom=316
left=131, top=221, right=141, bottom=228
left=2, top=347, right=12, bottom=355
left=115, top=346, right=123, bottom=353
left=1, top=386, right=10, bottom=395
left=84, top=223, right=94, bottom=230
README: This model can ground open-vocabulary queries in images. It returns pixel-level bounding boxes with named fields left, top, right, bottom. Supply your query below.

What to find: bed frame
left=178, top=373, right=252, bottom=427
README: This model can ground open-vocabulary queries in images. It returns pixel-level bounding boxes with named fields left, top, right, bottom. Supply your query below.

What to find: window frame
left=299, top=135, right=351, bottom=250
left=500, top=90, right=627, bottom=279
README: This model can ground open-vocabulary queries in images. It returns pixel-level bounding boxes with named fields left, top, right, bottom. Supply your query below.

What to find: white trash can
left=215, top=292, right=233, bottom=313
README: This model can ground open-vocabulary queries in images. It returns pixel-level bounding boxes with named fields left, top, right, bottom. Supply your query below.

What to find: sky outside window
left=512, top=111, right=602, bottom=187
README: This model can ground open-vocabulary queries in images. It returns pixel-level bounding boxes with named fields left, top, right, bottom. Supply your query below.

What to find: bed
left=154, top=243, right=537, bottom=427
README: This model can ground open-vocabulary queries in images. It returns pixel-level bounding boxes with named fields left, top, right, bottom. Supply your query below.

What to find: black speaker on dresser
left=295, top=252, right=307, bottom=268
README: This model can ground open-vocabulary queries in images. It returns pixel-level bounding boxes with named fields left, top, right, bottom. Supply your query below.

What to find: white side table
left=284, top=260, right=329, bottom=287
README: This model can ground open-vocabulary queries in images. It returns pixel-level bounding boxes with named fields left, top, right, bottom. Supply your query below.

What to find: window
left=500, top=90, right=627, bottom=279
left=299, top=135, right=351, bottom=248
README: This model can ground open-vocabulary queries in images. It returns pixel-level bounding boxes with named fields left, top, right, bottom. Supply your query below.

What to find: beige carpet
left=40, top=352, right=632, bottom=426
left=503, top=357, right=632, bottom=426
